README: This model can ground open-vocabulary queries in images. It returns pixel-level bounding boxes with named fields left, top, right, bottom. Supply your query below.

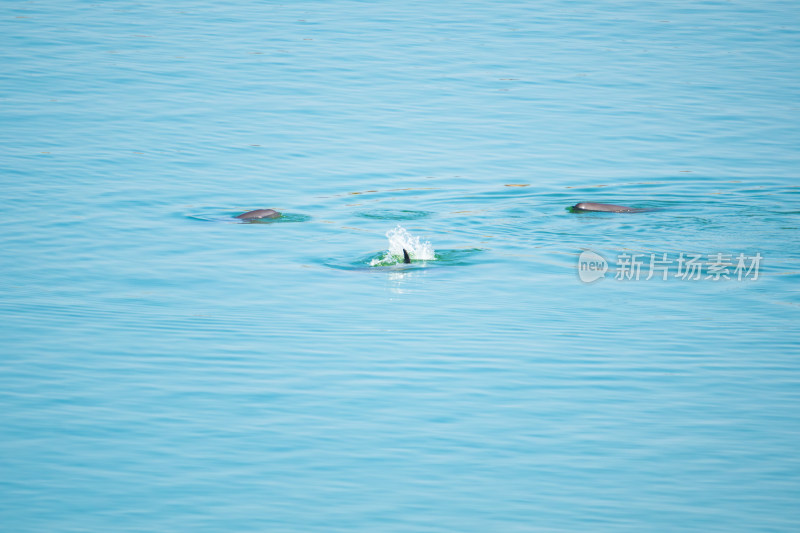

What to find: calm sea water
left=2, top=1, right=799, bottom=531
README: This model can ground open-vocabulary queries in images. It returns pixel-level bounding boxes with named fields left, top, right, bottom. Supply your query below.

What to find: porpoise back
left=571, top=202, right=648, bottom=213
left=236, top=209, right=281, bottom=220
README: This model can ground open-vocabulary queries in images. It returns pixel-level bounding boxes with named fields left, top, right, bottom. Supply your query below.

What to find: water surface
left=1, top=1, right=799, bottom=532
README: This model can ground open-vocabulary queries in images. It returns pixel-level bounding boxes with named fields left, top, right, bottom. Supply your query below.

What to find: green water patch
left=355, top=209, right=434, bottom=220
left=325, top=248, right=485, bottom=271
left=188, top=210, right=312, bottom=223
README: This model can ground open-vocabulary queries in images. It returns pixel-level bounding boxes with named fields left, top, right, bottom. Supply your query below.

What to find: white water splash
left=370, top=225, right=436, bottom=266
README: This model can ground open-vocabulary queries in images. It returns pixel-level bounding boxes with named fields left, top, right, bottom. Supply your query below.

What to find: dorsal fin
left=403, top=249, right=411, bottom=264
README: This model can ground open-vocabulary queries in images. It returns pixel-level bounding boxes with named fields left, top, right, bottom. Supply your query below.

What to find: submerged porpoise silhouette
left=571, top=202, right=649, bottom=213
left=236, top=209, right=281, bottom=220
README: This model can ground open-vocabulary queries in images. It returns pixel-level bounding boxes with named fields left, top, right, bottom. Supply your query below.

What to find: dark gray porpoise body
left=235, top=209, right=281, bottom=220
left=571, top=202, right=648, bottom=213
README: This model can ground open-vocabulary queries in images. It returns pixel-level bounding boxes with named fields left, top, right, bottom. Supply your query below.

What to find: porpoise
left=403, top=249, right=411, bottom=264
left=236, top=209, right=281, bottom=220
left=570, top=202, right=649, bottom=213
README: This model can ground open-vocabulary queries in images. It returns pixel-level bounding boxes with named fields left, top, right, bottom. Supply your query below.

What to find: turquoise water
left=2, top=1, right=799, bottom=531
